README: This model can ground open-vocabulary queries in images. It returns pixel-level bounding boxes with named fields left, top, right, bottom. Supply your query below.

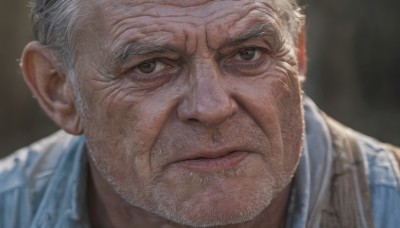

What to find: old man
left=1, top=0, right=399, bottom=227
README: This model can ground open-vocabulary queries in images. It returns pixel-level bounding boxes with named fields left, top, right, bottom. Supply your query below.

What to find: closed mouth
left=173, top=151, right=249, bottom=172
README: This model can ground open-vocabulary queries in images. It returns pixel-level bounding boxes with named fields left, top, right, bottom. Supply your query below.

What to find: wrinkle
left=105, top=86, right=124, bottom=119
left=105, top=1, right=277, bottom=46
left=95, top=0, right=289, bottom=64
left=210, top=128, right=223, bottom=145
left=228, top=93, right=275, bottom=151
left=275, top=58, right=299, bottom=94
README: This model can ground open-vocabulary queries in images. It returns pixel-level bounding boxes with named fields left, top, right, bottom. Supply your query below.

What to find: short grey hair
left=29, top=0, right=303, bottom=69
left=277, top=0, right=305, bottom=45
left=30, top=0, right=80, bottom=69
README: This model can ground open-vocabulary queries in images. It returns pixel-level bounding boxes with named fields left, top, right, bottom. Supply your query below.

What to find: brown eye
left=238, top=48, right=256, bottom=60
left=224, top=47, right=268, bottom=77
left=138, top=60, right=156, bottom=73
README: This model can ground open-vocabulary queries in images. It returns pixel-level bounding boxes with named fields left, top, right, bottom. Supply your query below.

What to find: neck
left=87, top=160, right=291, bottom=228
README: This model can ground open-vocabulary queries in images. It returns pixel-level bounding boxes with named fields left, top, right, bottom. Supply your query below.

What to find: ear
left=296, top=21, right=307, bottom=83
left=20, top=41, right=83, bottom=135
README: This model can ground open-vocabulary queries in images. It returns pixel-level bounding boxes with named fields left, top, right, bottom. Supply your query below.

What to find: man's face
left=74, top=0, right=304, bottom=226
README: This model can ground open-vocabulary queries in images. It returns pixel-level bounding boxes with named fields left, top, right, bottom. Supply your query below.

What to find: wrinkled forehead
left=79, top=0, right=285, bottom=57
left=90, top=0, right=280, bottom=17
left=90, top=1, right=279, bottom=26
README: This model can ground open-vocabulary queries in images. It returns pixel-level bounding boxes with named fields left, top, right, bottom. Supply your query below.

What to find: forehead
left=83, top=0, right=283, bottom=53
left=90, top=0, right=280, bottom=21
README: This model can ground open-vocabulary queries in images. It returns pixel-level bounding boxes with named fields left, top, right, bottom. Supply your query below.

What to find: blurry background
left=1, top=0, right=399, bottom=158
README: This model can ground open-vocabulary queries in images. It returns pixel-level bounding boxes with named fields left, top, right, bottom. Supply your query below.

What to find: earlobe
left=21, top=41, right=83, bottom=135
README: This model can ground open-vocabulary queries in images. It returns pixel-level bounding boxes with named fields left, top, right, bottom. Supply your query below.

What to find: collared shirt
left=1, top=98, right=400, bottom=227
left=0, top=132, right=88, bottom=227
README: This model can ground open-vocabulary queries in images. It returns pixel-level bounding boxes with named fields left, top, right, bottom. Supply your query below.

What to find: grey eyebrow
left=111, top=42, right=179, bottom=65
left=110, top=22, right=280, bottom=66
left=224, top=22, right=281, bottom=48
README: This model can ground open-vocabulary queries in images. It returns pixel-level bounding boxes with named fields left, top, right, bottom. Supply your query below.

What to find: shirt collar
left=286, top=97, right=333, bottom=228
left=30, top=134, right=90, bottom=227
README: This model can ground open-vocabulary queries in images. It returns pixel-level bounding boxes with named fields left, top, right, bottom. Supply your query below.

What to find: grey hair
left=29, top=0, right=303, bottom=69
left=29, top=0, right=81, bottom=69
left=277, top=0, right=305, bottom=44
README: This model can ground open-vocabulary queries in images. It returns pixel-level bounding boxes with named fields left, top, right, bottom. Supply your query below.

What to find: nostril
left=187, top=118, right=200, bottom=123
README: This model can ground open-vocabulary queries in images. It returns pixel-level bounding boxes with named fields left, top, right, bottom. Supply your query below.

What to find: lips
left=173, top=150, right=249, bottom=172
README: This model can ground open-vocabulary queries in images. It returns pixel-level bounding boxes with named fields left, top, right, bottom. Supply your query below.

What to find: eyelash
left=222, top=47, right=269, bottom=74
left=127, top=58, right=182, bottom=81
left=124, top=46, right=269, bottom=82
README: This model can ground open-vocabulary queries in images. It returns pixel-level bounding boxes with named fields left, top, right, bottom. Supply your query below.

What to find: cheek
left=79, top=78, right=185, bottom=183
left=273, top=76, right=304, bottom=172
left=233, top=72, right=301, bottom=129
left=82, top=99, right=146, bottom=184
left=231, top=72, right=303, bottom=168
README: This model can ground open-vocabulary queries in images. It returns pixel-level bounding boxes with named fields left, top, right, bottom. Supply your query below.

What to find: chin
left=126, top=166, right=294, bottom=227
left=160, top=196, right=272, bottom=227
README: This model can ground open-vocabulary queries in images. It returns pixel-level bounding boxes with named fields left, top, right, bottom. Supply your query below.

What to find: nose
left=177, top=61, right=238, bottom=127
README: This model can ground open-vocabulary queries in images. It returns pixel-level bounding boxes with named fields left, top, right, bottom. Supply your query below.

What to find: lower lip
left=175, top=151, right=249, bottom=172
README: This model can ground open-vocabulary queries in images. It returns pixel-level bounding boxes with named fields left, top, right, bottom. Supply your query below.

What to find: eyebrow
left=110, top=22, right=281, bottom=66
left=111, top=42, right=179, bottom=66
left=223, top=22, right=282, bottom=48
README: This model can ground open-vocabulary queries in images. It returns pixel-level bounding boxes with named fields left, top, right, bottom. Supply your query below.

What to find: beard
left=145, top=169, right=294, bottom=227
left=88, top=147, right=296, bottom=227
